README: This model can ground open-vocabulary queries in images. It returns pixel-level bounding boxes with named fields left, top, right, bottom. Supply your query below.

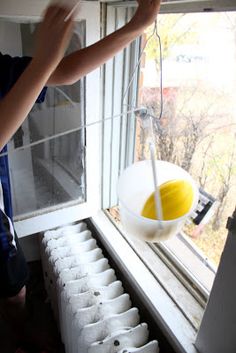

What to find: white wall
left=0, top=21, right=22, bottom=55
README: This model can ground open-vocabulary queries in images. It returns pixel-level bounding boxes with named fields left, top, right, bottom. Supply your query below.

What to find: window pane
left=1, top=20, right=86, bottom=217
left=137, top=11, right=236, bottom=282
left=9, top=130, right=85, bottom=217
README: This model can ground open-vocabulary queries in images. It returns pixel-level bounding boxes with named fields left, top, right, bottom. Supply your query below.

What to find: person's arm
left=48, top=0, right=161, bottom=85
left=0, top=6, right=74, bottom=151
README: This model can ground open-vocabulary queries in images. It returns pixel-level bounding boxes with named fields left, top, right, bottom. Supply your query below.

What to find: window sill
left=90, top=210, right=202, bottom=353
left=156, top=231, right=216, bottom=299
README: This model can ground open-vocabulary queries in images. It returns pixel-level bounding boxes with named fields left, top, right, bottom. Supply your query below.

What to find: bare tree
left=180, top=109, right=212, bottom=172
left=198, top=136, right=214, bottom=188
left=212, top=142, right=236, bottom=231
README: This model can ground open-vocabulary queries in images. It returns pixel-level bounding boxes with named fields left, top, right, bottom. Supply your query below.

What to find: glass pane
left=137, top=12, right=236, bottom=277
left=1, top=20, right=86, bottom=217
left=9, top=131, right=85, bottom=216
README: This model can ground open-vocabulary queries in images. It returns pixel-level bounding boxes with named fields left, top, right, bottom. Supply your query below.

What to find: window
left=0, top=2, right=101, bottom=236
left=6, top=20, right=86, bottom=216
left=105, top=1, right=236, bottom=307
left=100, top=2, right=236, bottom=351
left=137, top=8, right=236, bottom=295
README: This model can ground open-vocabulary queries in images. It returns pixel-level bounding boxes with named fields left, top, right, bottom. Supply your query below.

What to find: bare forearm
left=48, top=22, right=143, bottom=85
left=0, top=6, right=74, bottom=150
left=0, top=60, right=51, bottom=150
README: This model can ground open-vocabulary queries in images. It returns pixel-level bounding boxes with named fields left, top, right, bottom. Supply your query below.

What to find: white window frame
left=0, top=1, right=102, bottom=237
left=101, top=3, right=140, bottom=209
left=108, top=0, right=236, bottom=13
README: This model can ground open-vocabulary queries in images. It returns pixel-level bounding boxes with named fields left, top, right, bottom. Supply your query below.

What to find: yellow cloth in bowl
left=141, top=179, right=194, bottom=221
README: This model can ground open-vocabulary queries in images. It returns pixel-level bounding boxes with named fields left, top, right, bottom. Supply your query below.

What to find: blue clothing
left=0, top=52, right=47, bottom=260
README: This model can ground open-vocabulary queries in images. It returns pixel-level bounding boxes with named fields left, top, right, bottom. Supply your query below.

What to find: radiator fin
left=40, top=222, right=159, bottom=353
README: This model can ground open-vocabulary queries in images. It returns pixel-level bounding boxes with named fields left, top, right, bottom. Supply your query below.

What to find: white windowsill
left=159, top=232, right=215, bottom=297
left=91, top=210, right=201, bottom=353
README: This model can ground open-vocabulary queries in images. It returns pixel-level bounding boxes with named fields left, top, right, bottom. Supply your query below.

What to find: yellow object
left=141, top=179, right=194, bottom=221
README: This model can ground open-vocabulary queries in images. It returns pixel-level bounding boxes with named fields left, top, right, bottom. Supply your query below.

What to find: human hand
left=33, top=5, right=74, bottom=72
left=129, top=0, right=161, bottom=31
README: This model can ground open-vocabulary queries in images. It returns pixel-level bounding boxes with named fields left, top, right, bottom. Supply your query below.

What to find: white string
left=0, top=108, right=141, bottom=158
left=150, top=22, right=164, bottom=224
left=55, top=87, right=77, bottom=107
left=154, top=21, right=164, bottom=121
left=121, top=23, right=164, bottom=222
left=122, top=19, right=164, bottom=123
left=64, top=1, right=81, bottom=22
left=149, top=116, right=163, bottom=226
left=122, top=24, right=155, bottom=104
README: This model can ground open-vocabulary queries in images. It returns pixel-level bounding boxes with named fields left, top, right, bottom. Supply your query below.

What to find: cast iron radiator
left=40, top=222, right=159, bottom=353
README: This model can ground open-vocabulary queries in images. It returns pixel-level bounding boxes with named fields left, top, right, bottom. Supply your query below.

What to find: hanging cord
left=0, top=108, right=141, bottom=158
left=122, top=19, right=164, bottom=123
left=149, top=115, right=163, bottom=224
left=54, top=87, right=77, bottom=107
left=154, top=20, right=163, bottom=121
left=129, top=21, right=164, bottom=224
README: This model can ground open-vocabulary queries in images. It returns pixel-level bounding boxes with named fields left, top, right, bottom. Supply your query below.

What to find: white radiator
left=40, top=222, right=159, bottom=353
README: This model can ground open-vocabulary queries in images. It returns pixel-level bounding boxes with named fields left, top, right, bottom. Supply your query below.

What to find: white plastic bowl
left=117, top=160, right=199, bottom=242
